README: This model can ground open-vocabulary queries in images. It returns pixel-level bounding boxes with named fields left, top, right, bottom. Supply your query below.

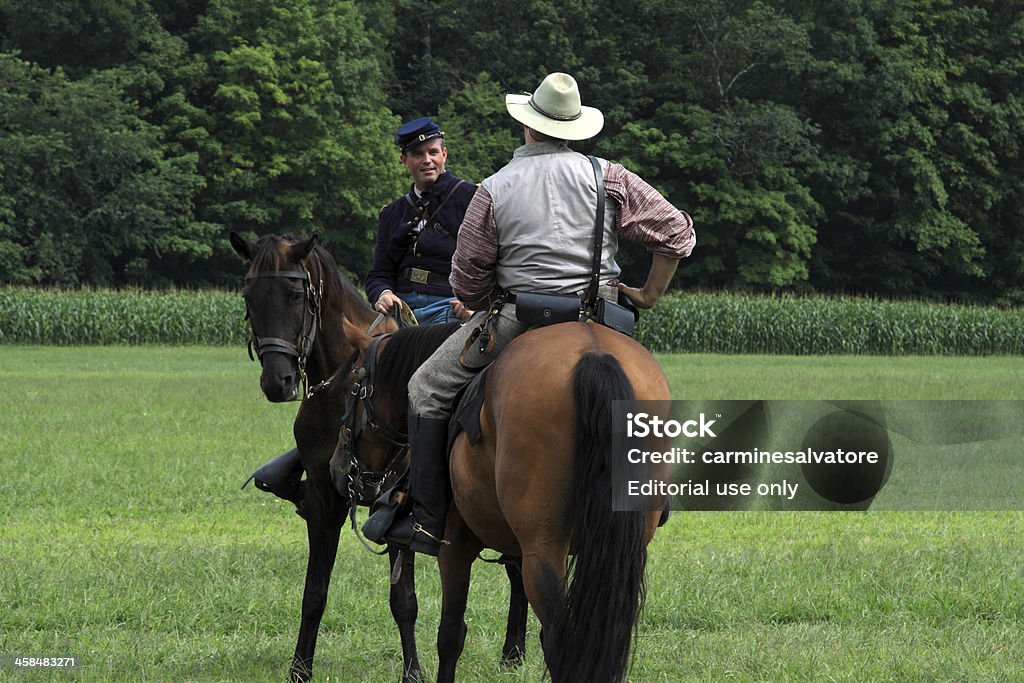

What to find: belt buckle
left=598, top=284, right=619, bottom=302
left=409, top=267, right=429, bottom=284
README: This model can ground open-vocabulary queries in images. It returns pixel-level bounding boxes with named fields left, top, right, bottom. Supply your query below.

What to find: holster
left=458, top=298, right=504, bottom=365
left=594, top=296, right=638, bottom=337
left=241, top=447, right=304, bottom=504
left=361, top=484, right=409, bottom=543
left=513, top=292, right=582, bottom=326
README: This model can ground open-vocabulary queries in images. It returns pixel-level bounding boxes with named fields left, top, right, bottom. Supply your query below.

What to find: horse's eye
left=290, top=291, right=304, bottom=305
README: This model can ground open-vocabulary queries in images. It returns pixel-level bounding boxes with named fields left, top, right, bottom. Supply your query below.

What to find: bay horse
left=339, top=316, right=672, bottom=682
left=229, top=232, right=527, bottom=682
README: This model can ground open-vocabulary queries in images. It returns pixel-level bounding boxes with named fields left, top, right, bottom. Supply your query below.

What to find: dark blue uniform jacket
left=364, top=171, right=477, bottom=305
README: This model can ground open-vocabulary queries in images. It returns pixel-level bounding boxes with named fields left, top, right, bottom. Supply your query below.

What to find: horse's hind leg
left=388, top=545, right=423, bottom=682
left=520, top=552, right=568, bottom=680
left=500, top=556, right=527, bottom=668
left=436, top=511, right=484, bottom=683
left=290, top=501, right=344, bottom=683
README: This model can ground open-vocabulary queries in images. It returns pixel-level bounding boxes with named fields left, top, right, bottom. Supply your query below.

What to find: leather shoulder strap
left=586, top=155, right=606, bottom=308
left=425, top=180, right=470, bottom=241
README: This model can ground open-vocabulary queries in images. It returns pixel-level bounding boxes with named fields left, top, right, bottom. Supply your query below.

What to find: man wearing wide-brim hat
left=367, top=72, right=697, bottom=556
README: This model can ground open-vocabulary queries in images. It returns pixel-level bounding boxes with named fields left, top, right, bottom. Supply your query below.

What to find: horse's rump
left=449, top=321, right=670, bottom=555
left=446, top=321, right=669, bottom=682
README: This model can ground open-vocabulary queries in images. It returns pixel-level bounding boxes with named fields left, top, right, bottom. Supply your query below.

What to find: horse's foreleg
left=500, top=556, right=527, bottom=668
left=436, top=512, right=483, bottom=683
left=387, top=545, right=422, bottom=683
left=290, top=510, right=343, bottom=683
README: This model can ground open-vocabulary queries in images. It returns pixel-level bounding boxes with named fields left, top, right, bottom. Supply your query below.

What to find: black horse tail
left=547, top=352, right=648, bottom=683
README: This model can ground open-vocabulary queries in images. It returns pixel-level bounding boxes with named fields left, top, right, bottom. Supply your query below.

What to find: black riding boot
left=381, top=414, right=451, bottom=556
left=241, top=447, right=304, bottom=504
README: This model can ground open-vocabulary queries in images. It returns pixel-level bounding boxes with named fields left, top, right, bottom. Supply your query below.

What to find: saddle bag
left=513, top=292, right=582, bottom=326
left=361, top=484, right=409, bottom=543
left=594, top=296, right=637, bottom=337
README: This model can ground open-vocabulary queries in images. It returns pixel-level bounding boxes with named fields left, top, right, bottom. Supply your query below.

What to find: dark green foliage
left=0, top=0, right=1022, bottom=303
left=188, top=0, right=405, bottom=278
left=0, top=53, right=213, bottom=287
left=0, top=0, right=402, bottom=286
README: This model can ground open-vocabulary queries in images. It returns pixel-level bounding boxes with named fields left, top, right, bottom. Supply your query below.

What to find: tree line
left=1, top=0, right=1021, bottom=303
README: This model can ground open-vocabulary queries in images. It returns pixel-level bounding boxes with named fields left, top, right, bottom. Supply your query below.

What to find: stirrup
left=383, top=516, right=449, bottom=556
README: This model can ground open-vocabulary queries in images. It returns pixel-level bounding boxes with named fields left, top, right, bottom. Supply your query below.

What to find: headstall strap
left=243, top=266, right=324, bottom=401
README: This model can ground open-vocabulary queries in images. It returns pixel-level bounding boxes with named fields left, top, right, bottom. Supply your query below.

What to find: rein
left=244, top=268, right=325, bottom=400
left=337, top=334, right=410, bottom=553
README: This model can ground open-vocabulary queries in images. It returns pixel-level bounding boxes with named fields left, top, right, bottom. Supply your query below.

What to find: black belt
left=399, top=267, right=450, bottom=287
left=505, top=287, right=618, bottom=305
left=506, top=292, right=576, bottom=304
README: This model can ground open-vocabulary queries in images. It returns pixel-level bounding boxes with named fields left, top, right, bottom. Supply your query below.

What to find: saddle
left=448, top=365, right=491, bottom=452
left=363, top=344, right=672, bottom=542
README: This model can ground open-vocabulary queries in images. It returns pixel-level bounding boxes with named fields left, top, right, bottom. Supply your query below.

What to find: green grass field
left=2, top=347, right=1023, bottom=682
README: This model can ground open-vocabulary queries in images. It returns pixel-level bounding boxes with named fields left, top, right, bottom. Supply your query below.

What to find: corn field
left=2, top=287, right=1022, bottom=354
left=0, top=287, right=249, bottom=346
left=638, top=292, right=1024, bottom=355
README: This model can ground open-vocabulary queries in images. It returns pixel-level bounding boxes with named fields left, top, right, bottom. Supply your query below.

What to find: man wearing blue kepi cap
left=240, top=118, right=476, bottom=508
left=364, top=117, right=477, bottom=324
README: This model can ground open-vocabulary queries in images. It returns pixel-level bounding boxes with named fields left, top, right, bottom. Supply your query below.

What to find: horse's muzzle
left=260, top=357, right=300, bottom=402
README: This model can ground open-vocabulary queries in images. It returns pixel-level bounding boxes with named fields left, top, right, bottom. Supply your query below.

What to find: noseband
left=245, top=268, right=324, bottom=400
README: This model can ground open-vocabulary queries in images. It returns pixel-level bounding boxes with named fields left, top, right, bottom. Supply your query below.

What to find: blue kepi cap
left=396, top=117, right=444, bottom=153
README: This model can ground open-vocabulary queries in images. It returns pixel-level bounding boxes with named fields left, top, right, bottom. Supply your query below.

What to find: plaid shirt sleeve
left=604, top=162, right=695, bottom=258
left=450, top=185, right=498, bottom=309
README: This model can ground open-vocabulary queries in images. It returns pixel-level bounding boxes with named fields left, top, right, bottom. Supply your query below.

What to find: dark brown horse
left=339, top=317, right=672, bottom=682
left=230, top=232, right=526, bottom=682
left=231, top=231, right=409, bottom=681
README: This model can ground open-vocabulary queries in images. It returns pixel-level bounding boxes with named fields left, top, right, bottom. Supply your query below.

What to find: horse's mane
left=376, top=322, right=462, bottom=391
left=246, top=233, right=299, bottom=275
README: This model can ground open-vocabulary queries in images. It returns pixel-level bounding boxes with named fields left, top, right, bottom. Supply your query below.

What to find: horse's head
left=231, top=231, right=324, bottom=403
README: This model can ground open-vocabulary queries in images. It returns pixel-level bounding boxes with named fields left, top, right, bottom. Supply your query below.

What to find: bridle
left=244, top=268, right=325, bottom=400
left=336, top=333, right=410, bottom=509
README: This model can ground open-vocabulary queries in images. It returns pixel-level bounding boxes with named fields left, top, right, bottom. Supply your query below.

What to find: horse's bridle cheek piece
left=243, top=268, right=324, bottom=400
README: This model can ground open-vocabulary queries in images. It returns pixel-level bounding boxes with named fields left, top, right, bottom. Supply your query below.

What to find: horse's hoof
left=289, top=660, right=312, bottom=683
left=401, top=666, right=425, bottom=683
left=500, top=646, right=525, bottom=669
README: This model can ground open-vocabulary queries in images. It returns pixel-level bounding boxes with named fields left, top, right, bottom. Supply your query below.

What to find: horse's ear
left=291, top=234, right=319, bottom=263
left=229, top=231, right=253, bottom=261
left=342, top=315, right=371, bottom=355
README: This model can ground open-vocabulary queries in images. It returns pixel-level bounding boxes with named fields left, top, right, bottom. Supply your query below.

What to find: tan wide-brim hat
left=505, top=72, right=604, bottom=141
